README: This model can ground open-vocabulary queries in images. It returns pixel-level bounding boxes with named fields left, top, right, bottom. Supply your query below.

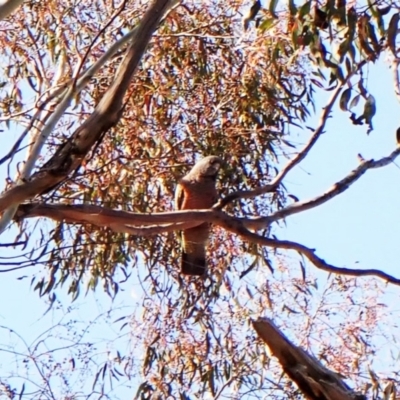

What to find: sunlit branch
left=215, top=61, right=368, bottom=210
left=0, top=0, right=179, bottom=233
left=110, top=221, right=202, bottom=235
left=15, top=202, right=400, bottom=286
left=28, top=14, right=129, bottom=173
left=0, top=4, right=141, bottom=233
left=252, top=318, right=364, bottom=400
left=18, top=0, right=132, bottom=182
left=16, top=203, right=216, bottom=226
left=392, top=58, right=400, bottom=104
left=260, top=146, right=400, bottom=225
left=0, top=0, right=23, bottom=21
left=15, top=202, right=264, bottom=231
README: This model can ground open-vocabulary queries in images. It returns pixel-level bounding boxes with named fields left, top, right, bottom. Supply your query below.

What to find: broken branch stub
left=252, top=318, right=366, bottom=400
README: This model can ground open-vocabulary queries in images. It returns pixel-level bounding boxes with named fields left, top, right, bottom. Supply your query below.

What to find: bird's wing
left=174, top=181, right=185, bottom=210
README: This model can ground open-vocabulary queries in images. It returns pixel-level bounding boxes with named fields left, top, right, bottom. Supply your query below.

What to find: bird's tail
left=181, top=252, right=206, bottom=276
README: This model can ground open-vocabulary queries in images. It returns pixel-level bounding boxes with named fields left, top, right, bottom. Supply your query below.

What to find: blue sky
left=278, top=59, right=400, bottom=273
left=1, top=52, right=400, bottom=397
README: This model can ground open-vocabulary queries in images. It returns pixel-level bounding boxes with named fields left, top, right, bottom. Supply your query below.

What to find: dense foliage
left=0, top=0, right=399, bottom=398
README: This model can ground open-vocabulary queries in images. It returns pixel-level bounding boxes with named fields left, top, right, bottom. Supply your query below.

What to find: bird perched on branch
left=175, top=156, right=222, bottom=276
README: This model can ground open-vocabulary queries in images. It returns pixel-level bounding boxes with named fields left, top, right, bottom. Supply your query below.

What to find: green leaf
left=289, top=0, right=297, bottom=16
left=375, top=12, right=385, bottom=36
left=357, top=16, right=376, bottom=60
left=349, top=94, right=360, bottom=109
left=370, top=3, right=388, bottom=35
left=269, top=0, right=278, bottom=18
left=388, top=13, right=399, bottom=56
left=364, top=94, right=376, bottom=124
left=338, top=38, right=350, bottom=62
left=299, top=1, right=311, bottom=19
left=311, top=68, right=325, bottom=80
left=345, top=57, right=352, bottom=74
left=363, top=94, right=376, bottom=133
left=259, top=18, right=276, bottom=31
left=335, top=66, right=345, bottom=82
left=347, top=7, right=357, bottom=39
left=243, top=0, right=262, bottom=30
left=310, top=78, right=324, bottom=89
left=367, top=22, right=380, bottom=53
left=367, top=0, right=378, bottom=18
left=334, top=0, right=346, bottom=26
left=328, top=71, right=337, bottom=86
left=377, top=5, right=391, bottom=16
left=291, top=20, right=300, bottom=47
left=339, top=88, right=352, bottom=111
left=348, top=43, right=356, bottom=62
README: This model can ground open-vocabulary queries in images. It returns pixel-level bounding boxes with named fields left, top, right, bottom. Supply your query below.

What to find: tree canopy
left=0, top=0, right=400, bottom=399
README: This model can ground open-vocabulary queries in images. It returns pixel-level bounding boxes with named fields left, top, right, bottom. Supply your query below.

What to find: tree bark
left=252, top=318, right=366, bottom=400
left=0, top=0, right=176, bottom=213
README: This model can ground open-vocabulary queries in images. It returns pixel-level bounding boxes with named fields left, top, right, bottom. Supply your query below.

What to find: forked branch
left=259, top=146, right=400, bottom=225
left=15, top=202, right=400, bottom=286
left=0, top=0, right=179, bottom=228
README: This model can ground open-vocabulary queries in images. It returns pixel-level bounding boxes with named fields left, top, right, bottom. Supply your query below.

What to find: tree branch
left=259, top=146, right=400, bottom=225
left=235, top=231, right=400, bottom=286
left=215, top=61, right=368, bottom=210
left=109, top=221, right=202, bottom=235
left=392, top=58, right=400, bottom=105
left=0, top=0, right=23, bottom=21
left=16, top=203, right=218, bottom=227
left=15, top=202, right=400, bottom=286
left=252, top=318, right=366, bottom=400
left=214, top=85, right=342, bottom=208
left=0, top=0, right=179, bottom=229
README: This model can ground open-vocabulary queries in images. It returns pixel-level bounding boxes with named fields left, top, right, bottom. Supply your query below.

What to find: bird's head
left=191, top=155, right=222, bottom=178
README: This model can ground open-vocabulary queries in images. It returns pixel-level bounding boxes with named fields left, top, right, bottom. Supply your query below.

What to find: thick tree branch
left=0, top=0, right=178, bottom=226
left=20, top=1, right=130, bottom=183
left=16, top=203, right=218, bottom=227
left=111, top=221, right=201, bottom=235
left=0, top=0, right=23, bottom=21
left=15, top=202, right=400, bottom=286
left=0, top=18, right=159, bottom=167
left=252, top=318, right=366, bottom=400
left=0, top=2, right=133, bottom=232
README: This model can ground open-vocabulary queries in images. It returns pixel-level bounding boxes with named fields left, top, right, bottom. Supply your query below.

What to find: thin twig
left=259, top=146, right=400, bottom=225
left=230, top=227, right=400, bottom=286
